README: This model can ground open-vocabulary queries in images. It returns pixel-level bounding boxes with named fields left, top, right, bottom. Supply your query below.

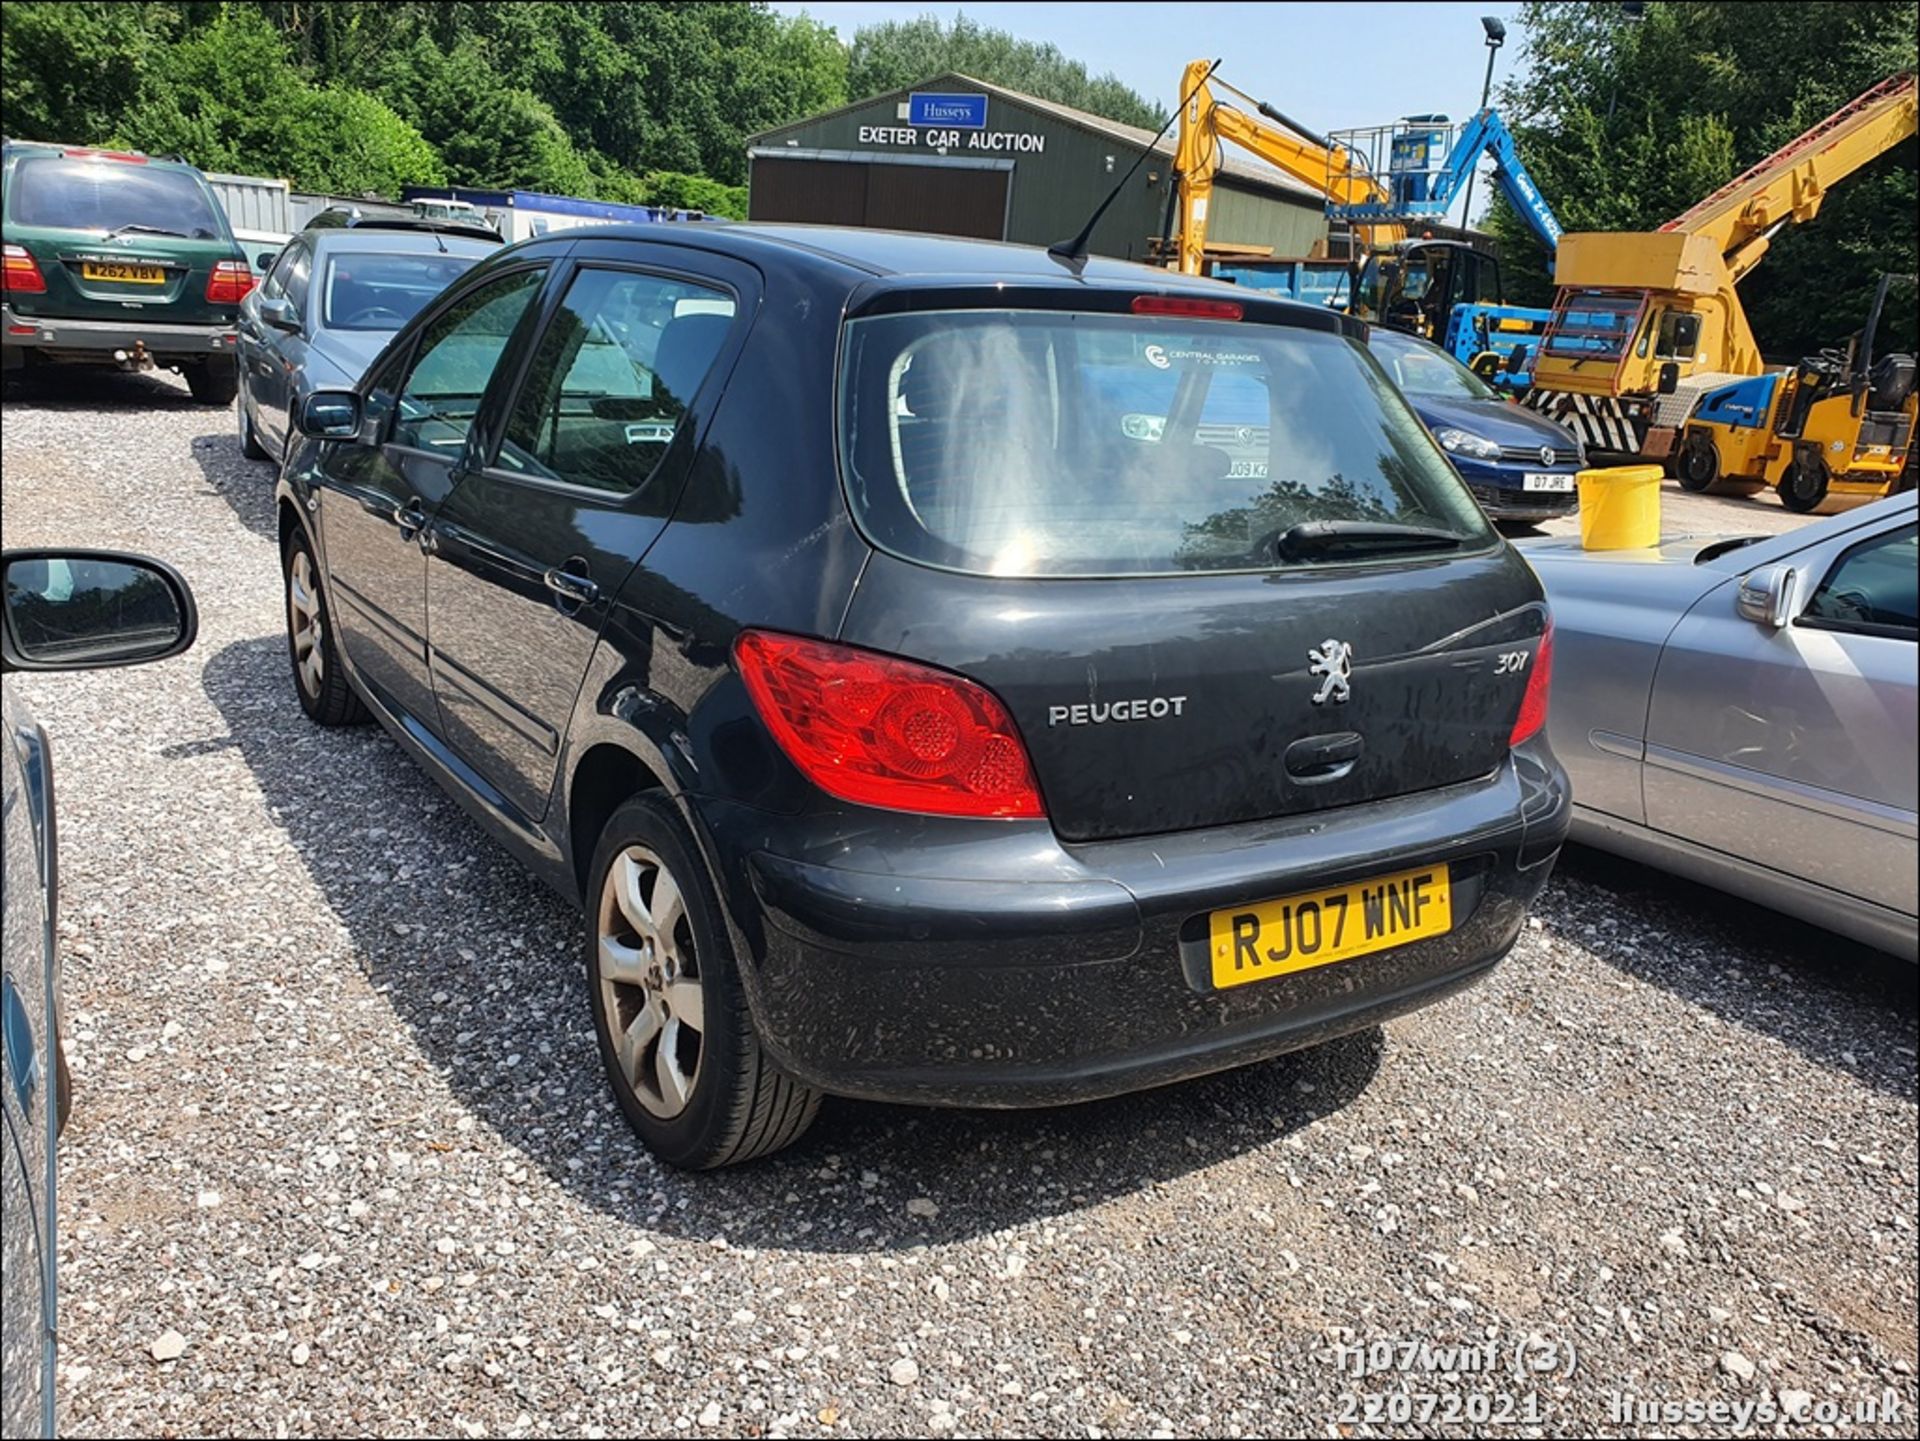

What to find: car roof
left=2, top=141, right=203, bottom=174
left=308, top=229, right=500, bottom=259
left=505, top=221, right=1352, bottom=329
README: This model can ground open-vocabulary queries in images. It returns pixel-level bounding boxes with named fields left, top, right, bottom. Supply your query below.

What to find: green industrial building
left=746, top=74, right=1329, bottom=263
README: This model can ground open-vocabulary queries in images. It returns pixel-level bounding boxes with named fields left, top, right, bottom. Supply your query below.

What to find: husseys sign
left=908, top=93, right=988, bottom=128
left=858, top=92, right=1048, bottom=154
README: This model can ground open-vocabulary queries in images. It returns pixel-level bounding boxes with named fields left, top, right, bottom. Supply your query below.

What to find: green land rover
left=2, top=143, right=255, bottom=403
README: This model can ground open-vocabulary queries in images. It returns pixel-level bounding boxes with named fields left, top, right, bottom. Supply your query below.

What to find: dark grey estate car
left=274, top=224, right=1570, bottom=1169
left=236, top=221, right=499, bottom=463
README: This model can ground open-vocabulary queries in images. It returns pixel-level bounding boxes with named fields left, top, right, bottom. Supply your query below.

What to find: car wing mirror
left=1, top=550, right=198, bottom=673
left=259, top=296, right=301, bottom=333
left=297, top=390, right=361, bottom=439
left=256, top=251, right=281, bottom=273
left=1735, top=564, right=1798, bottom=628
left=1657, top=360, right=1680, bottom=395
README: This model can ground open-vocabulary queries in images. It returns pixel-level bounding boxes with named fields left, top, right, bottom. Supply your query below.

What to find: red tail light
left=2, top=244, right=47, bottom=295
left=734, top=630, right=1045, bottom=819
left=1131, top=294, right=1243, bottom=320
left=205, top=259, right=256, bottom=304
left=1510, top=623, right=1553, bottom=746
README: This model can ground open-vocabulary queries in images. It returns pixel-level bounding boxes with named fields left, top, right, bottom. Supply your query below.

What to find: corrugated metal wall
left=1207, top=182, right=1327, bottom=258
left=205, top=173, right=290, bottom=235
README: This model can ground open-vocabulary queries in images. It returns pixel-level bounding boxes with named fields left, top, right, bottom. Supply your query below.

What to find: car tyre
left=586, top=795, right=821, bottom=1169
left=239, top=391, right=271, bottom=461
left=1778, top=453, right=1829, bottom=514
left=1676, top=431, right=1720, bottom=493
left=282, top=527, right=369, bottom=726
left=184, top=358, right=240, bottom=407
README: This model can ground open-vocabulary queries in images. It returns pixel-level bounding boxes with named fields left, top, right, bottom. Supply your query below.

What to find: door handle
left=543, top=568, right=599, bottom=605
left=393, top=500, right=427, bottom=541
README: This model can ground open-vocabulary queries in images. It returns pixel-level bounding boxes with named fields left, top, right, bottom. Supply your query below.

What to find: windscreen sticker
left=1142, top=343, right=1262, bottom=369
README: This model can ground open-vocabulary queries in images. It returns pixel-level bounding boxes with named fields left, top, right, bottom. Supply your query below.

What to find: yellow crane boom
left=1529, top=71, right=1918, bottom=460
left=1171, top=58, right=1403, bottom=277
left=1660, top=71, right=1919, bottom=283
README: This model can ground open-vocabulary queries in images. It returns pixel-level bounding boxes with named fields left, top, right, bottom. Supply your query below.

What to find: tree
left=1486, top=1, right=1918, bottom=356
left=369, top=35, right=592, bottom=193
left=847, top=15, right=1166, bottom=129
left=116, top=7, right=443, bottom=193
left=640, top=170, right=747, bottom=220
left=1, top=2, right=176, bottom=144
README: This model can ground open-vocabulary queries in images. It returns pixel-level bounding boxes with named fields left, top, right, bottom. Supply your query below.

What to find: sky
left=769, top=1, right=1536, bottom=222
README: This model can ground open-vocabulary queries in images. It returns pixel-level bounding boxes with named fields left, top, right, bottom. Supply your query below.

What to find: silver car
left=1522, top=493, right=1917, bottom=958
left=235, top=220, right=498, bottom=464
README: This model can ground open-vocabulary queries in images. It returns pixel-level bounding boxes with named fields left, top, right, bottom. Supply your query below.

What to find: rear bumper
left=692, top=745, right=1570, bottom=1106
left=2, top=304, right=238, bottom=364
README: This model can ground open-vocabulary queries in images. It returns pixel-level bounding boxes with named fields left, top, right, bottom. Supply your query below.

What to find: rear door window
left=6, top=156, right=223, bottom=238
left=840, top=309, right=1490, bottom=577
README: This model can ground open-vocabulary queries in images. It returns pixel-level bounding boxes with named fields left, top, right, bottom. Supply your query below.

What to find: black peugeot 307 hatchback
left=274, top=224, right=1569, bottom=1168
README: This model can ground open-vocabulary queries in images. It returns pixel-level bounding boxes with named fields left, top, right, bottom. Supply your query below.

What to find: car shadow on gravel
left=1541, top=845, right=1917, bottom=1102
left=199, top=633, right=1386, bottom=1251
left=189, top=428, right=278, bottom=541
left=2, top=366, right=201, bottom=410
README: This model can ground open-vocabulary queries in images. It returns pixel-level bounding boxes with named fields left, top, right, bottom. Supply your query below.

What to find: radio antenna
left=1048, top=58, right=1221, bottom=272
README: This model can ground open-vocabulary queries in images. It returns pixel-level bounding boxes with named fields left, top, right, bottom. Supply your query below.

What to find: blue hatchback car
left=1369, top=328, right=1584, bottom=524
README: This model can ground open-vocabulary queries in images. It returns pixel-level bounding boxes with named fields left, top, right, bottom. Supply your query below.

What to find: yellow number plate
left=81, top=262, right=166, bottom=284
left=1207, top=863, right=1452, bottom=989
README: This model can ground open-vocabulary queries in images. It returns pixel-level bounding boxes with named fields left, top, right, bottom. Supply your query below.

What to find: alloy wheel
left=596, top=844, right=706, bottom=1119
left=287, top=550, right=325, bottom=698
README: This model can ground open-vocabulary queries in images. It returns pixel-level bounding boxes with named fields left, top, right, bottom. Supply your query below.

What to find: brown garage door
left=750, top=157, right=1008, bottom=240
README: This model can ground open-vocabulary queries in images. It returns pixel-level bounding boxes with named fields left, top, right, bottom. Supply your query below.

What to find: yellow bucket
left=1576, top=465, right=1663, bottom=550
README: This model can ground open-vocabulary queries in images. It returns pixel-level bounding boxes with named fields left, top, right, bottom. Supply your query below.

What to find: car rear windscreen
left=6, top=157, right=224, bottom=239
left=839, top=309, right=1491, bottom=578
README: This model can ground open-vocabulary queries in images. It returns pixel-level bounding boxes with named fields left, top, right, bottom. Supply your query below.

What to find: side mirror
left=1, top=550, right=197, bottom=673
left=255, top=251, right=280, bottom=273
left=1657, top=361, right=1680, bottom=395
left=1505, top=343, right=1530, bottom=375
left=1735, top=564, right=1799, bottom=628
left=259, top=296, right=301, bottom=333
left=297, top=390, right=361, bottom=439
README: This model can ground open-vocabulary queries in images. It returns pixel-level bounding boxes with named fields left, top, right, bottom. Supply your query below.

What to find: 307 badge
left=1207, top=863, right=1452, bottom=989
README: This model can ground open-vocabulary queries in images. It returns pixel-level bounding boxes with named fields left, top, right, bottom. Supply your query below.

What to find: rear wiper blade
left=1275, top=520, right=1466, bottom=560
left=101, top=223, right=187, bottom=239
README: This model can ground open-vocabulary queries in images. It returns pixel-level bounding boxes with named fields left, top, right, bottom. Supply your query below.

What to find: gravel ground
left=3, top=369, right=1915, bottom=1439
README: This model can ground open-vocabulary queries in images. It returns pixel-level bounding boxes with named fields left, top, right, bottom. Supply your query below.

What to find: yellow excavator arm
left=1661, top=71, right=1918, bottom=282
left=1172, top=58, right=1403, bottom=276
